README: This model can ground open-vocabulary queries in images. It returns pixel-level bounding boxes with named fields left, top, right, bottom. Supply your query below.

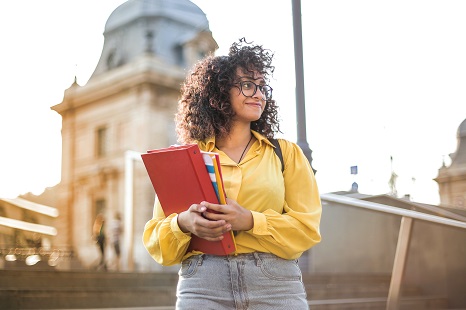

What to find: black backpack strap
left=269, top=138, right=284, bottom=173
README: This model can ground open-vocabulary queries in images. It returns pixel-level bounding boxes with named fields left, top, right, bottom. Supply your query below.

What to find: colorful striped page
left=202, top=151, right=227, bottom=204
left=211, top=153, right=227, bottom=204
left=201, top=152, right=220, bottom=200
left=202, top=151, right=235, bottom=246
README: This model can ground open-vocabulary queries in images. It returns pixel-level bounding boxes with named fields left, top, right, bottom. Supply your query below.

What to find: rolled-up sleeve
left=241, top=139, right=322, bottom=259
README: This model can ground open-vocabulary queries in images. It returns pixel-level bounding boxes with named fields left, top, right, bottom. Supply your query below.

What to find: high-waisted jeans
left=176, top=253, right=309, bottom=310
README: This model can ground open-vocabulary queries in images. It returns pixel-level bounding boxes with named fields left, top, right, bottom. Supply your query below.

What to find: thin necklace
left=238, top=135, right=253, bottom=163
left=216, top=135, right=253, bottom=164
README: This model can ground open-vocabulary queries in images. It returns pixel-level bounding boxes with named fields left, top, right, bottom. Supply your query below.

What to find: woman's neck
left=215, top=125, right=255, bottom=163
left=215, top=125, right=252, bottom=150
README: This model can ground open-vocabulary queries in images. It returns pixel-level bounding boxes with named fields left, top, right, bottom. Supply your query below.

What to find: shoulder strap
left=269, top=138, right=284, bottom=173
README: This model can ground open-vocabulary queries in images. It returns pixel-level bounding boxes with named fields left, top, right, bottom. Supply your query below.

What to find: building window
left=94, top=199, right=106, bottom=220
left=174, top=45, right=184, bottom=66
left=96, top=127, right=109, bottom=157
left=198, top=49, right=207, bottom=60
left=106, top=49, right=122, bottom=69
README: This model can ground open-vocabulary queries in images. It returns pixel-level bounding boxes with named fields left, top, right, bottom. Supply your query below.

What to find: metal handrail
left=320, top=194, right=466, bottom=229
left=0, top=216, right=57, bottom=236
left=320, top=193, right=466, bottom=310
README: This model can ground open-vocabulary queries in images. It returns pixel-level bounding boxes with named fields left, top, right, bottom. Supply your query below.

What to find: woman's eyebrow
left=237, top=75, right=266, bottom=82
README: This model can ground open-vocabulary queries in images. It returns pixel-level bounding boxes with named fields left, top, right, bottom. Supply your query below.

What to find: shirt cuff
left=250, top=211, right=269, bottom=235
left=170, top=214, right=192, bottom=240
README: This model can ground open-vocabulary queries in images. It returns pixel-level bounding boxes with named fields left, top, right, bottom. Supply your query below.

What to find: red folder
left=141, top=144, right=236, bottom=255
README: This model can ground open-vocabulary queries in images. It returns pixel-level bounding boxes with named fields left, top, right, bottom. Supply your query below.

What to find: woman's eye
left=242, top=82, right=253, bottom=90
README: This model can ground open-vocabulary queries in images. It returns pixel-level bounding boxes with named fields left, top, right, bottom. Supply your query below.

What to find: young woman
left=143, top=38, right=322, bottom=309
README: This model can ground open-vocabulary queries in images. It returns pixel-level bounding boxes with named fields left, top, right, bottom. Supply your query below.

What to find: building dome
left=105, top=0, right=209, bottom=33
left=458, top=118, right=466, bottom=139
left=449, top=118, right=466, bottom=167
left=89, top=0, right=215, bottom=79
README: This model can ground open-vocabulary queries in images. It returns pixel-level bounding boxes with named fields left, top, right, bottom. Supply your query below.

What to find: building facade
left=51, top=0, right=217, bottom=271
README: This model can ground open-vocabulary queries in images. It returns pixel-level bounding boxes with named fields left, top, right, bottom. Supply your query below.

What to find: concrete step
left=309, top=296, right=449, bottom=310
left=0, top=270, right=450, bottom=309
left=36, top=296, right=450, bottom=310
left=0, top=270, right=179, bottom=309
left=303, top=273, right=424, bottom=300
left=0, top=291, right=449, bottom=310
left=0, top=270, right=179, bottom=289
left=0, top=288, right=176, bottom=309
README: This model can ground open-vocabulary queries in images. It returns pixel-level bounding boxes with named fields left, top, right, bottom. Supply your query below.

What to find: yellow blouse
left=142, top=130, right=322, bottom=266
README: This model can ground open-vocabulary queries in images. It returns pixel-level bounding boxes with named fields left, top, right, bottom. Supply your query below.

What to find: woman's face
left=229, top=68, right=267, bottom=124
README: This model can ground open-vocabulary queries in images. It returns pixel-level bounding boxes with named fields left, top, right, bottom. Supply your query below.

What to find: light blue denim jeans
left=176, top=252, right=309, bottom=310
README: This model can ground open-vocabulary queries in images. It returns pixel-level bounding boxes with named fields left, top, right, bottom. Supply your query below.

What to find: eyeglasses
left=235, top=81, right=273, bottom=101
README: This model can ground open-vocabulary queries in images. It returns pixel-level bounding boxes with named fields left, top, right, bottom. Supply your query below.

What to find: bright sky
left=1, top=1, right=465, bottom=205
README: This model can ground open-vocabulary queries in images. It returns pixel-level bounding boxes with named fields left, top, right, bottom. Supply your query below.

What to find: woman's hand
left=177, top=203, right=232, bottom=241
left=201, top=198, right=254, bottom=231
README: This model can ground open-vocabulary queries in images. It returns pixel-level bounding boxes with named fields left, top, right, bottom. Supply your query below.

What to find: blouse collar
left=199, top=130, right=275, bottom=152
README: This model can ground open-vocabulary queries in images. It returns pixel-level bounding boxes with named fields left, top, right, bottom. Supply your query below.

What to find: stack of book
left=141, top=144, right=236, bottom=255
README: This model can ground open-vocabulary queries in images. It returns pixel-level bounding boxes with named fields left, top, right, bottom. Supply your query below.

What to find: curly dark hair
left=175, top=38, right=281, bottom=144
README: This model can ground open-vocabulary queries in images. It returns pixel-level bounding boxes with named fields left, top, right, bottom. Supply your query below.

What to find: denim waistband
left=198, top=252, right=282, bottom=266
left=208, top=252, right=277, bottom=259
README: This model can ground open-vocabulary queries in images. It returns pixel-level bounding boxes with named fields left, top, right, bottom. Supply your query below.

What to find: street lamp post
left=292, top=0, right=315, bottom=174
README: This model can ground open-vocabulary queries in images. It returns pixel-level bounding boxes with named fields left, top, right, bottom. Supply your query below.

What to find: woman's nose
left=253, top=87, right=265, bottom=99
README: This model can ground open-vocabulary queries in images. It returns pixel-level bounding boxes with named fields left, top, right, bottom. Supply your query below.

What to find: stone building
left=435, top=118, right=466, bottom=210
left=50, top=0, right=217, bottom=271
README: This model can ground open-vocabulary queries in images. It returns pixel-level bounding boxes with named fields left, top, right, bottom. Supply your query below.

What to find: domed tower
left=91, top=0, right=216, bottom=78
left=51, top=0, right=217, bottom=271
left=435, top=118, right=466, bottom=209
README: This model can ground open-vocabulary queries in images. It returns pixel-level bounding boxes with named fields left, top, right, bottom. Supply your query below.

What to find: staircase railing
left=320, top=193, right=466, bottom=310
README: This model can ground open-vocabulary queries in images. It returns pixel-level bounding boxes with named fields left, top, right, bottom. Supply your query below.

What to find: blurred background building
left=2, top=0, right=217, bottom=272
left=50, top=0, right=217, bottom=271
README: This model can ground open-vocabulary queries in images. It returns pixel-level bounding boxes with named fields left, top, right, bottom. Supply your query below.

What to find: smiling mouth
left=246, top=102, right=262, bottom=108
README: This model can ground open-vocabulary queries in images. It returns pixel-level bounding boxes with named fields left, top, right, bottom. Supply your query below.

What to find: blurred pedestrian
left=108, top=212, right=123, bottom=270
left=92, top=213, right=106, bottom=270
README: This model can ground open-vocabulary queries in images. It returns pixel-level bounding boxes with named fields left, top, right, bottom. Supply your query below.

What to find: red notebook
left=141, top=144, right=236, bottom=255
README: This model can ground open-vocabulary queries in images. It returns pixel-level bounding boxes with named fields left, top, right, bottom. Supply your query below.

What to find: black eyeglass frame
left=234, top=81, right=273, bottom=101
